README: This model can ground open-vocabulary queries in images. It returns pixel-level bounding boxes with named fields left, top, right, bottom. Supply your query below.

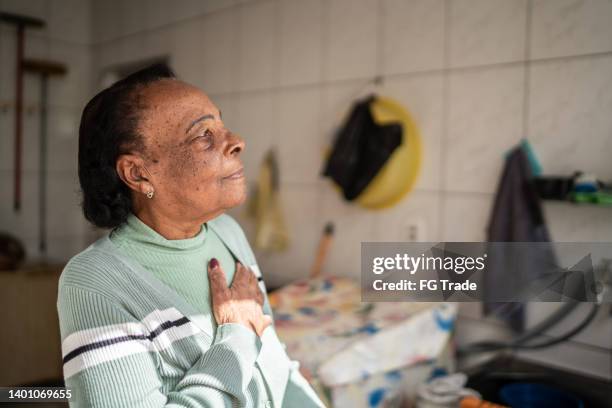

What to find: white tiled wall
left=0, top=0, right=93, bottom=261
left=3, top=0, right=610, bottom=380
left=278, top=0, right=324, bottom=86
left=449, top=0, right=527, bottom=67
left=445, top=65, right=525, bottom=194
left=381, top=0, right=445, bottom=75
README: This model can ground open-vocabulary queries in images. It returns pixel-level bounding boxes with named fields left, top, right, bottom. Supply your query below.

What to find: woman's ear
left=115, top=154, right=153, bottom=195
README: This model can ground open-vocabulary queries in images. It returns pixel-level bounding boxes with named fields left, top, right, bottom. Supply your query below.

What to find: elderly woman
left=57, top=64, right=325, bottom=408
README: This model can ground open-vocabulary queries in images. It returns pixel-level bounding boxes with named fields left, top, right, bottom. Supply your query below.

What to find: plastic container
left=533, top=177, right=574, bottom=200
left=499, top=383, right=584, bottom=408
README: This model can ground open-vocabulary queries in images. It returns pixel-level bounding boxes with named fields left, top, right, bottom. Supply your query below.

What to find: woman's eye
left=196, top=129, right=214, bottom=144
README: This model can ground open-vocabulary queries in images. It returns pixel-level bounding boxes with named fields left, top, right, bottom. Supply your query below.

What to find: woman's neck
left=131, top=195, right=227, bottom=240
left=133, top=208, right=205, bottom=240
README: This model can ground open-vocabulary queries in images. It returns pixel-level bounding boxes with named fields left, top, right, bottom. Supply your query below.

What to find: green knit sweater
left=56, top=212, right=325, bottom=408
left=109, top=213, right=238, bottom=326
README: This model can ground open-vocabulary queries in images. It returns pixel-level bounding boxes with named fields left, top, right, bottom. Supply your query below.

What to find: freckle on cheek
left=168, top=145, right=203, bottom=182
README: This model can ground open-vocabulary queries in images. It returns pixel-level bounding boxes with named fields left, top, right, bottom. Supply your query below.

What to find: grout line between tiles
left=437, top=0, right=451, bottom=242
left=206, top=49, right=612, bottom=99
left=89, top=0, right=270, bottom=47
left=522, top=0, right=533, bottom=139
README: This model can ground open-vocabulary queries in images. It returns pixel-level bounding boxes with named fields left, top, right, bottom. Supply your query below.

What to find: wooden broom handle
left=310, top=222, right=334, bottom=279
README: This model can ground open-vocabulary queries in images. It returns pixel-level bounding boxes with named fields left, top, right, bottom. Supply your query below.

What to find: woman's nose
left=225, top=130, right=245, bottom=156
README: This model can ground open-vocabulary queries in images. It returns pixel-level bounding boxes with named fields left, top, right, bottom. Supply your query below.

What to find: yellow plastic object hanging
left=246, top=150, right=290, bottom=251
left=355, top=96, right=422, bottom=209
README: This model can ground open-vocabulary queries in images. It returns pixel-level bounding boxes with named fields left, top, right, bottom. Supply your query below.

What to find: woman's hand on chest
left=208, top=258, right=272, bottom=337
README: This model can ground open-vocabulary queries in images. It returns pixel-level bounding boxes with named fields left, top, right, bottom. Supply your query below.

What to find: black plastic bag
left=321, top=95, right=403, bottom=201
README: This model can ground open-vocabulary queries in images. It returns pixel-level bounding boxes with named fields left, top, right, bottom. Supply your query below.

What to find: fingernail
left=209, top=258, right=219, bottom=269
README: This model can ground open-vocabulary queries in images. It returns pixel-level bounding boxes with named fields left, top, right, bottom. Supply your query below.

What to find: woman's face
left=132, top=79, right=247, bottom=223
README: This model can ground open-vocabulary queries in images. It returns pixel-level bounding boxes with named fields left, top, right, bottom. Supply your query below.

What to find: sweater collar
left=110, top=212, right=207, bottom=252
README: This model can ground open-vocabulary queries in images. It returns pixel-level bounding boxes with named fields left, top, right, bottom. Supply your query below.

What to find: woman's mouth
left=224, top=167, right=244, bottom=180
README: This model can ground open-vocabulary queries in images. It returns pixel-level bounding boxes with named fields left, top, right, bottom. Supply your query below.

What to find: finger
left=254, top=315, right=272, bottom=337
left=255, top=286, right=264, bottom=306
left=259, top=314, right=273, bottom=335
left=238, top=263, right=257, bottom=288
left=244, top=264, right=257, bottom=283
left=236, top=264, right=263, bottom=303
left=208, top=258, right=228, bottom=301
left=249, top=270, right=264, bottom=302
left=231, top=262, right=249, bottom=287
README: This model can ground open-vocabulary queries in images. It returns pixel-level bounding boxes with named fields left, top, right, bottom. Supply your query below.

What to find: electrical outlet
left=408, top=224, right=418, bottom=241
left=404, top=221, right=425, bottom=242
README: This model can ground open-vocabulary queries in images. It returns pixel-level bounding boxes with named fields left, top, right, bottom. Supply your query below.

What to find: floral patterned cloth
left=269, top=276, right=457, bottom=407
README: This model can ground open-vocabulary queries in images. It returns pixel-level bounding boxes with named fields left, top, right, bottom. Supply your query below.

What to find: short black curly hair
left=78, top=63, right=176, bottom=229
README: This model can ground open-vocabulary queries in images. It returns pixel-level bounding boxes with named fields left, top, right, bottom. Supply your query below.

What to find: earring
left=146, top=190, right=154, bottom=199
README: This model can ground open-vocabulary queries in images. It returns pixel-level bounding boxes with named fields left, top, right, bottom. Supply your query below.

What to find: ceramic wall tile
left=381, top=0, right=445, bottom=75
left=200, top=9, right=239, bottom=94
left=445, top=65, right=524, bottom=194
left=325, top=0, right=378, bottom=81
left=543, top=201, right=612, bottom=242
left=279, top=0, right=324, bottom=86
left=441, top=192, right=494, bottom=242
left=234, top=90, right=277, bottom=181
left=238, top=1, right=279, bottom=91
left=528, top=56, right=612, bottom=179
left=276, top=86, right=324, bottom=185
left=531, top=0, right=612, bottom=59
left=46, top=0, right=92, bottom=44
left=370, top=190, right=441, bottom=242
left=449, top=0, right=527, bottom=67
